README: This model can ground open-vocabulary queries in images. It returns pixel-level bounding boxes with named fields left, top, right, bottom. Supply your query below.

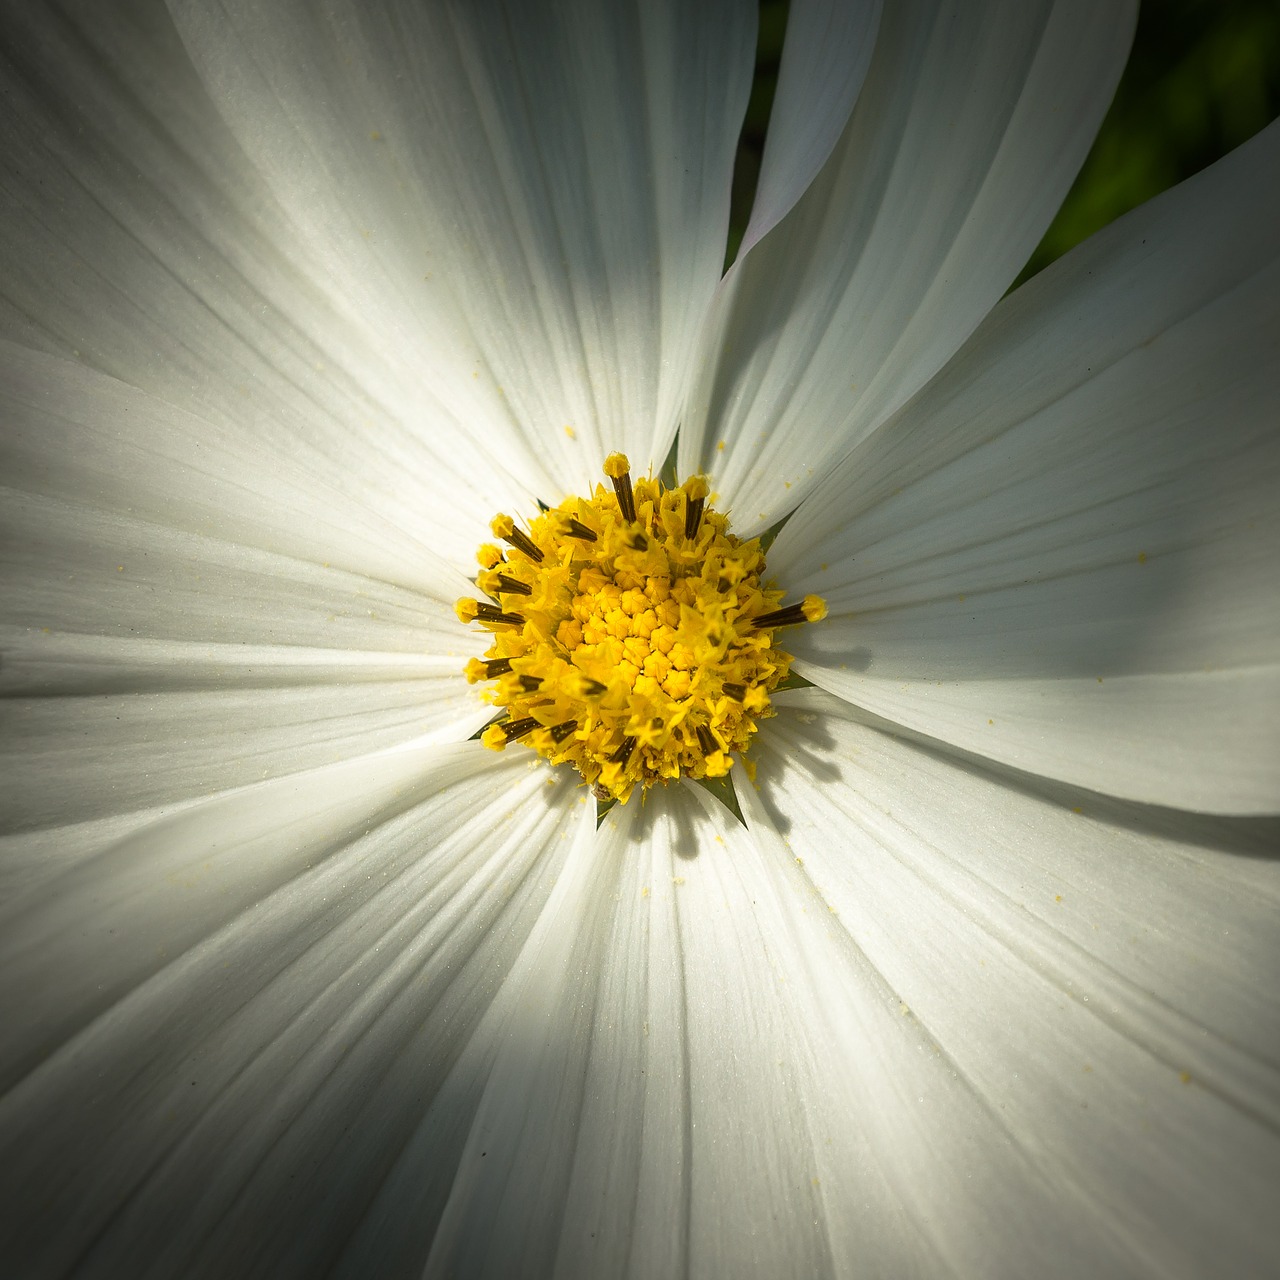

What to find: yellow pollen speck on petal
left=1137, top=551, right=1148, bottom=564
left=564, top=425, right=576, bottom=439
left=458, top=455, right=825, bottom=803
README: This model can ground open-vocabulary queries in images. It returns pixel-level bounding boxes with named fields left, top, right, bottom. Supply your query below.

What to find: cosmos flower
left=1, top=0, right=1278, bottom=1276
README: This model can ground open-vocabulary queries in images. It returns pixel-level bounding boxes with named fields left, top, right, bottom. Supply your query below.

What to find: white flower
left=1, top=1, right=1277, bottom=1276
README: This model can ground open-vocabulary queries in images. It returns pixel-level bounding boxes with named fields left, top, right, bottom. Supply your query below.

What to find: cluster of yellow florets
left=457, top=453, right=825, bottom=803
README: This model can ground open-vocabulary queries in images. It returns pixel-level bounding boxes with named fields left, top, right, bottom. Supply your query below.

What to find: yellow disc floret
left=457, top=454, right=825, bottom=804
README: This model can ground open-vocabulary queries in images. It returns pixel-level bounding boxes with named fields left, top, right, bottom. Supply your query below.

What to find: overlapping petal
left=0, top=744, right=582, bottom=1277
left=167, top=0, right=756, bottom=496
left=743, top=692, right=1280, bottom=1277
left=682, top=0, right=1136, bottom=532
left=1, top=345, right=487, bottom=823
left=0, top=1, right=523, bottom=562
left=736, top=0, right=881, bottom=258
left=420, top=780, right=902, bottom=1278
left=773, top=121, right=1280, bottom=813
left=0, top=3, right=1273, bottom=1278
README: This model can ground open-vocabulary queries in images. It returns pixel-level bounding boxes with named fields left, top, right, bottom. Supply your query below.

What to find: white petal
left=743, top=690, right=1280, bottom=1277
left=430, top=772, right=1146, bottom=1279
left=681, top=0, right=1135, bottom=531
left=2, top=347, right=490, bottom=820
left=0, top=744, right=580, bottom=1277
left=0, top=341, right=479, bottom=589
left=421, top=796, right=633, bottom=1279
left=424, top=781, right=849, bottom=1279
left=168, top=0, right=756, bottom=493
left=737, top=0, right=881, bottom=257
left=0, top=7, right=521, bottom=544
left=0, top=653, right=487, bottom=832
left=774, top=121, right=1280, bottom=814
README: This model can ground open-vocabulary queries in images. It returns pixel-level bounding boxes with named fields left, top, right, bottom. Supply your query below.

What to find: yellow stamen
left=748, top=595, right=828, bottom=630
left=458, top=457, right=825, bottom=803
left=491, top=514, right=543, bottom=563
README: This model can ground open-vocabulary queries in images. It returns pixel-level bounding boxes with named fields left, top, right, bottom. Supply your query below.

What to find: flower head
left=1, top=2, right=1277, bottom=1277
left=459, top=451, right=824, bottom=800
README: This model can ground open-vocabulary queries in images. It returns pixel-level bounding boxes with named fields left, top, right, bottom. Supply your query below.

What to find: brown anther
left=721, top=682, right=747, bottom=702
left=492, top=514, right=544, bottom=563
left=603, top=452, right=637, bottom=523
left=684, top=476, right=708, bottom=539
left=472, top=602, right=525, bottom=627
left=517, top=674, right=543, bottom=693
left=493, top=574, right=531, bottom=596
left=609, top=735, right=638, bottom=765
left=500, top=716, right=540, bottom=741
left=748, top=599, right=819, bottom=630
left=695, top=724, right=717, bottom=756
left=549, top=720, right=578, bottom=744
left=483, top=657, right=513, bottom=678
left=563, top=517, right=598, bottom=542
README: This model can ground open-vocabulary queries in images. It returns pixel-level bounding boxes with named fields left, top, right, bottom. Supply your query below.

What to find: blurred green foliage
left=1020, top=0, right=1280, bottom=281
left=728, top=0, right=1280, bottom=278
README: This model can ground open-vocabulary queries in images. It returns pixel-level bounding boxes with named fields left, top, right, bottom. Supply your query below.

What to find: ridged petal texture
left=0, top=745, right=586, bottom=1277
left=772, top=119, right=1280, bottom=814
left=681, top=0, right=1137, bottom=533
left=165, top=0, right=756, bottom=497
left=1, top=0, right=1276, bottom=1277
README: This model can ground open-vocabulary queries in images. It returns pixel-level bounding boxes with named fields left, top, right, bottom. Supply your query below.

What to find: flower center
left=457, top=453, right=825, bottom=803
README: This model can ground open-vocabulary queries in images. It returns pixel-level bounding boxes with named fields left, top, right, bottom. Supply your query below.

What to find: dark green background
left=728, top=0, right=1280, bottom=277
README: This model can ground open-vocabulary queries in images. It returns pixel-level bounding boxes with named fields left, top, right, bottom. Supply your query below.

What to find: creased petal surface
left=0, top=745, right=580, bottom=1278
left=736, top=0, right=881, bottom=257
left=742, top=690, right=1280, bottom=1278
left=774, top=122, right=1280, bottom=813
left=1, top=346, right=488, bottom=825
left=425, top=780, right=850, bottom=1279
left=167, top=0, right=756, bottom=493
left=682, top=0, right=1135, bottom=531
left=0, top=2, right=522, bottom=562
